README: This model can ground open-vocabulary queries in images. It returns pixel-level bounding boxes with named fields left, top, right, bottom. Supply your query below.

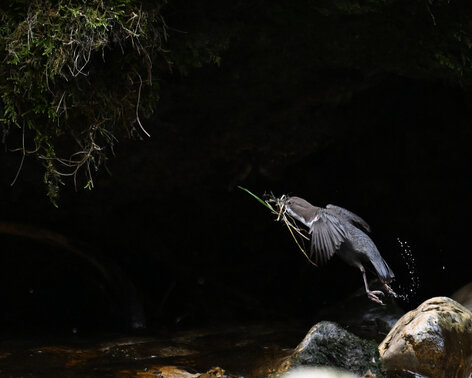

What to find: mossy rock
left=274, top=321, right=383, bottom=377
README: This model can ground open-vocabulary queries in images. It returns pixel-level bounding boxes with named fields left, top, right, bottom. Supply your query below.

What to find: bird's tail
left=372, top=257, right=395, bottom=283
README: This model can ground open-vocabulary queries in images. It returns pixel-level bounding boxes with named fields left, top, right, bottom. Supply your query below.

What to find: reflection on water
left=0, top=323, right=305, bottom=377
left=395, top=237, right=420, bottom=302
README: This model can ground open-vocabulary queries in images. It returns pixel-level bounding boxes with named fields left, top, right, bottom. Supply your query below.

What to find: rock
left=452, top=282, right=472, bottom=312
left=130, top=366, right=199, bottom=377
left=273, top=321, right=382, bottom=377
left=379, top=296, right=472, bottom=377
left=314, top=282, right=404, bottom=342
left=123, top=366, right=226, bottom=378
left=281, top=366, right=359, bottom=377
left=198, top=366, right=227, bottom=377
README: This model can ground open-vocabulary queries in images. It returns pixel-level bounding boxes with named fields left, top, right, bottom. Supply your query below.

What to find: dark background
left=1, top=1, right=471, bottom=335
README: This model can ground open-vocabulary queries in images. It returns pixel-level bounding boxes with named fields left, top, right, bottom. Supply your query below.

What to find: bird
left=282, top=196, right=396, bottom=304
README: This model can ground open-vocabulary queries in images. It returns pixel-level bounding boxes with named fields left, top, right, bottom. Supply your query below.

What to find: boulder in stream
left=273, top=321, right=382, bottom=377
left=314, top=282, right=404, bottom=342
left=379, top=296, right=472, bottom=377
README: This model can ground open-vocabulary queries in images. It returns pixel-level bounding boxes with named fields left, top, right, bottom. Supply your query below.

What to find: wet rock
left=273, top=321, right=382, bottom=377
left=198, top=367, right=227, bottom=377
left=117, top=365, right=226, bottom=377
left=119, top=365, right=199, bottom=377
left=281, top=366, right=359, bottom=377
left=314, top=282, right=404, bottom=342
left=452, top=282, right=472, bottom=312
left=379, top=296, right=472, bottom=377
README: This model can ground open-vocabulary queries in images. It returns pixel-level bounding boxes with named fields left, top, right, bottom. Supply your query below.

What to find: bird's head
left=285, top=196, right=312, bottom=211
left=282, top=196, right=316, bottom=226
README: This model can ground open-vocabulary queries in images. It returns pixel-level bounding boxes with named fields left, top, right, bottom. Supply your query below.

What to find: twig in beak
left=282, top=215, right=318, bottom=267
left=283, top=215, right=310, bottom=240
left=276, top=204, right=284, bottom=221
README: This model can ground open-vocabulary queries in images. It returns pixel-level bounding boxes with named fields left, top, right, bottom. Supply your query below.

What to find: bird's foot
left=383, top=283, right=398, bottom=298
left=367, top=290, right=385, bottom=305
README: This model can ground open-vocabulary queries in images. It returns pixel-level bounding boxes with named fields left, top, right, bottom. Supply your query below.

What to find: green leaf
left=238, top=186, right=276, bottom=213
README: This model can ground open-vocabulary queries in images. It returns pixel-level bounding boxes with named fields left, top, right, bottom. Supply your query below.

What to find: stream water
left=0, top=323, right=306, bottom=377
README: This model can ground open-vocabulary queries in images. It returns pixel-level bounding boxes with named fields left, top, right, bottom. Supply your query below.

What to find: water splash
left=394, top=237, right=420, bottom=302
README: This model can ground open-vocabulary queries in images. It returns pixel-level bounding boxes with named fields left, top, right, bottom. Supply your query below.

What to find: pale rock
left=379, top=296, right=472, bottom=377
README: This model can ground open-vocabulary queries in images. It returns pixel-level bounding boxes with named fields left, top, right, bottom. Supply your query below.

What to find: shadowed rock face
left=275, top=321, right=382, bottom=377
left=379, top=296, right=472, bottom=377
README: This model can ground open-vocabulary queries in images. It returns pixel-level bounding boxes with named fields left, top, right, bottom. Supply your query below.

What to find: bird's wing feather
left=326, top=204, right=371, bottom=233
left=309, top=210, right=347, bottom=264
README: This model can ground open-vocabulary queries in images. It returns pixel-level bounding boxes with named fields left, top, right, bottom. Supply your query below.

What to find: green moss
left=0, top=0, right=168, bottom=204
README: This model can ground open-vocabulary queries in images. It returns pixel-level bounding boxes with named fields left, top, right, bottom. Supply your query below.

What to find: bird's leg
left=359, top=265, right=385, bottom=305
left=383, top=283, right=398, bottom=298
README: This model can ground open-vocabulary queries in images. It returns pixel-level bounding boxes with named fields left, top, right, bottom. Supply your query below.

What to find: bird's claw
left=367, top=290, right=385, bottom=305
left=383, top=283, right=398, bottom=298
left=370, top=290, right=385, bottom=296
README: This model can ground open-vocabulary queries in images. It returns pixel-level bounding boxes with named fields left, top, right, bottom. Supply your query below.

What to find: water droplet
left=395, top=237, right=420, bottom=302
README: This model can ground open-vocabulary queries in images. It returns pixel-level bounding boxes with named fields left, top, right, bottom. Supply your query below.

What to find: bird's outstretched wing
left=326, top=204, right=371, bottom=233
left=309, top=209, right=347, bottom=265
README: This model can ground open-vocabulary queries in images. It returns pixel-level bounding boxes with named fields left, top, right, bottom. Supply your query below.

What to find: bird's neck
left=286, top=205, right=319, bottom=228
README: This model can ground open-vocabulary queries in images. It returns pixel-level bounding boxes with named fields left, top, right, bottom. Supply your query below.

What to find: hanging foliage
left=0, top=0, right=169, bottom=204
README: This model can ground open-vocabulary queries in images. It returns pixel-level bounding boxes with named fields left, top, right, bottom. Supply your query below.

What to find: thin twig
left=274, top=194, right=317, bottom=267
left=135, top=72, right=150, bottom=137
left=11, top=125, right=26, bottom=186
left=55, top=91, right=66, bottom=114
left=284, top=217, right=318, bottom=267
left=284, top=215, right=310, bottom=240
